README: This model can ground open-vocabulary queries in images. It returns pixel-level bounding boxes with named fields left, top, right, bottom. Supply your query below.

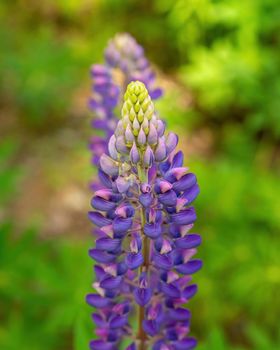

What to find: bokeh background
left=0, top=1, right=279, bottom=349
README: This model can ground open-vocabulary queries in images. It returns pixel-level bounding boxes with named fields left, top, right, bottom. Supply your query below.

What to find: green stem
left=137, top=164, right=149, bottom=350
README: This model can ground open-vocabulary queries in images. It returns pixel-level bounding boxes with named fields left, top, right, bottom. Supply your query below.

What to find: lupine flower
left=87, top=81, right=202, bottom=350
left=105, top=33, right=162, bottom=99
left=89, top=33, right=162, bottom=169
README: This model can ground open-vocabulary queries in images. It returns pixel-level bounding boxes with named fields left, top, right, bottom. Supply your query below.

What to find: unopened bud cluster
left=102, top=82, right=178, bottom=180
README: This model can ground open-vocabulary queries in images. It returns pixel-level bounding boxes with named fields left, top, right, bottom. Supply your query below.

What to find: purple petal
left=100, top=275, right=122, bottom=289
left=175, top=234, right=202, bottom=249
left=113, top=217, right=133, bottom=234
left=158, top=190, right=178, bottom=206
left=166, top=132, right=178, bottom=155
left=169, top=308, right=191, bottom=321
left=154, top=180, right=173, bottom=194
left=89, top=249, right=116, bottom=263
left=176, top=259, right=203, bottom=275
left=148, top=123, right=158, bottom=145
left=181, top=184, right=200, bottom=204
left=172, top=151, right=184, bottom=167
left=100, top=154, right=119, bottom=176
left=156, top=120, right=166, bottom=137
left=89, top=340, right=115, bottom=350
left=164, top=167, right=188, bottom=182
left=171, top=207, right=197, bottom=225
left=182, top=284, right=198, bottom=300
left=161, top=282, right=181, bottom=298
left=144, top=223, right=162, bottom=239
left=109, top=314, right=128, bottom=328
left=125, top=252, right=144, bottom=270
left=96, top=237, right=121, bottom=251
left=91, top=313, right=107, bottom=327
left=91, top=64, right=110, bottom=77
left=94, top=265, right=107, bottom=280
left=88, top=212, right=111, bottom=227
left=137, top=127, right=146, bottom=145
left=134, top=287, right=152, bottom=306
left=125, top=125, right=135, bottom=143
left=130, top=142, right=140, bottom=164
left=108, top=135, right=118, bottom=160
left=153, top=252, right=173, bottom=270
left=173, top=338, right=197, bottom=350
left=116, top=136, right=129, bottom=154
left=143, top=145, right=154, bottom=167
left=115, top=176, right=130, bottom=193
left=91, top=197, right=116, bottom=212
left=86, top=294, right=111, bottom=308
left=95, top=189, right=122, bottom=202
left=155, top=137, right=167, bottom=161
left=125, top=343, right=136, bottom=350
left=139, top=193, right=153, bottom=208
left=172, top=173, right=197, bottom=192
left=143, top=319, right=159, bottom=336
left=98, top=169, right=113, bottom=189
left=150, top=87, right=163, bottom=100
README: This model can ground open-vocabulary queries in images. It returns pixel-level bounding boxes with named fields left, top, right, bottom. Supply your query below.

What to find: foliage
left=0, top=222, right=92, bottom=350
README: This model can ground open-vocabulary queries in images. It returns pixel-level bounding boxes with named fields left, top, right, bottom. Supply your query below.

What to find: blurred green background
left=0, top=1, right=279, bottom=349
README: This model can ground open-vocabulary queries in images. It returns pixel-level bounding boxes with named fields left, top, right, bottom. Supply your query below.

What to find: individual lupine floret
left=105, top=33, right=162, bottom=99
left=87, top=81, right=202, bottom=350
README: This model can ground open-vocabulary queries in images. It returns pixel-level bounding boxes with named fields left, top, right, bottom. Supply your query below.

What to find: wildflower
left=89, top=34, right=162, bottom=170
left=87, top=81, right=201, bottom=350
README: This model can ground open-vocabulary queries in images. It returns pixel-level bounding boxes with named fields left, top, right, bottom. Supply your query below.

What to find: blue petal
left=113, top=217, right=133, bottom=234
left=91, top=314, right=107, bottom=327
left=175, top=234, right=202, bottom=249
left=161, top=282, right=181, bottom=298
left=100, top=275, right=122, bottom=289
left=144, top=223, right=162, bottom=238
left=91, top=197, right=116, bottom=211
left=153, top=252, right=173, bottom=270
left=89, top=340, right=115, bottom=350
left=88, top=211, right=111, bottom=227
left=172, top=151, right=184, bottom=167
left=176, top=259, right=203, bottom=275
left=173, top=338, right=197, bottom=350
left=134, top=287, right=152, bottom=306
left=86, top=294, right=111, bottom=308
left=158, top=190, right=178, bottom=206
left=181, top=184, right=200, bottom=204
left=96, top=237, right=121, bottom=252
left=94, top=265, right=106, bottom=280
left=125, top=252, right=144, bottom=270
left=171, top=207, right=197, bottom=226
left=172, top=173, right=197, bottom=192
left=98, top=169, right=113, bottom=189
left=165, top=132, right=178, bottom=155
left=89, top=249, right=116, bottom=263
left=109, top=315, right=128, bottom=328
left=169, top=307, right=191, bottom=321
left=182, top=284, right=198, bottom=299
left=142, top=319, right=159, bottom=336
left=139, top=193, right=153, bottom=208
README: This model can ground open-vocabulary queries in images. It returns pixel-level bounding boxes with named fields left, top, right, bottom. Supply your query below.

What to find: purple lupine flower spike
left=89, top=33, right=162, bottom=176
left=87, top=81, right=201, bottom=350
left=89, top=64, right=120, bottom=166
left=105, top=33, right=163, bottom=99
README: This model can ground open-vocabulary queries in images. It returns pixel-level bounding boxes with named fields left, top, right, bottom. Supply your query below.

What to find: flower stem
left=137, top=165, right=149, bottom=350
